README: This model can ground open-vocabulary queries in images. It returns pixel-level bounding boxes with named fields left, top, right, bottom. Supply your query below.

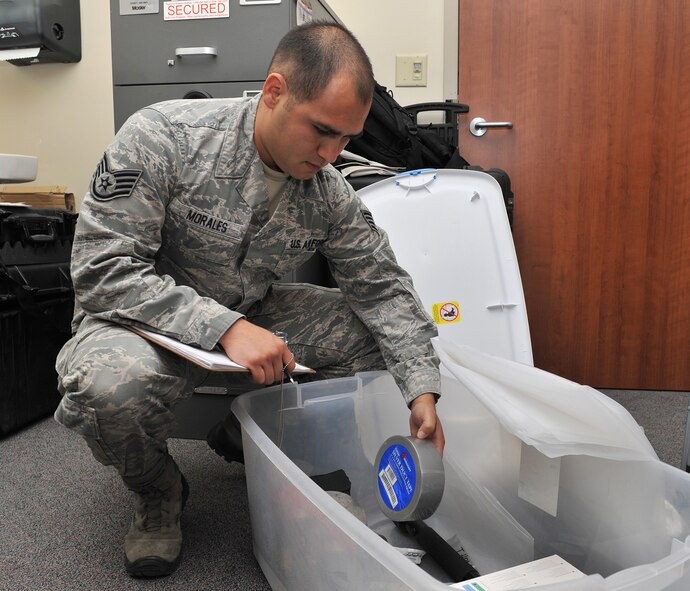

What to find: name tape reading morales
left=164, top=0, right=229, bottom=20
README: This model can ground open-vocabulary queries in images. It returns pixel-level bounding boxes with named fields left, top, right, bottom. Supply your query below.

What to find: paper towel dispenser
left=0, top=0, right=81, bottom=65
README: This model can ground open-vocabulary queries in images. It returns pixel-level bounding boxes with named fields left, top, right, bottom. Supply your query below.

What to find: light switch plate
left=395, top=54, right=428, bottom=87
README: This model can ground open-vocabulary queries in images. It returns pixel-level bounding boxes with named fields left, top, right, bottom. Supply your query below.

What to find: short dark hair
left=268, top=21, right=374, bottom=105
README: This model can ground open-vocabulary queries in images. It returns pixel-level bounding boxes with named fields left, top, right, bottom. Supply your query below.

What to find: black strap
left=396, top=520, right=479, bottom=582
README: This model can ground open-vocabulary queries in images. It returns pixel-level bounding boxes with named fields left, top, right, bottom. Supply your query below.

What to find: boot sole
left=125, top=476, right=190, bottom=578
left=125, top=554, right=182, bottom=578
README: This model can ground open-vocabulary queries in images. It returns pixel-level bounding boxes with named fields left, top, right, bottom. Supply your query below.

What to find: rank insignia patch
left=91, top=154, right=142, bottom=201
left=362, top=209, right=378, bottom=234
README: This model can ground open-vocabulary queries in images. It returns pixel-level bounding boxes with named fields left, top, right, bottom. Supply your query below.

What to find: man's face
left=256, top=73, right=371, bottom=180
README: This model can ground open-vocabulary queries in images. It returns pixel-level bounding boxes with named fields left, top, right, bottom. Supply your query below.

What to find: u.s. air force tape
left=374, top=435, right=445, bottom=522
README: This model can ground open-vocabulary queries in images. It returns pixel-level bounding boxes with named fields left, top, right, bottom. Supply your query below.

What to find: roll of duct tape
left=374, top=435, right=445, bottom=522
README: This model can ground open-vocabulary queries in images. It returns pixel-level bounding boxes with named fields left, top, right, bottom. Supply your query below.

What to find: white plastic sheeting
left=433, top=337, right=657, bottom=462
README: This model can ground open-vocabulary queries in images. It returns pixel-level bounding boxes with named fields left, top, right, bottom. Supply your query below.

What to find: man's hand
left=409, top=393, right=445, bottom=455
left=218, top=319, right=296, bottom=385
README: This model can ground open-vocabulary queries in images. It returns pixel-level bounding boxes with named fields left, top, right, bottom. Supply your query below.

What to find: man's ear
left=262, top=73, right=288, bottom=109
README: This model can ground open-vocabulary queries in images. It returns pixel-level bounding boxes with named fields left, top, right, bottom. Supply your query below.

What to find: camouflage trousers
left=54, top=283, right=385, bottom=483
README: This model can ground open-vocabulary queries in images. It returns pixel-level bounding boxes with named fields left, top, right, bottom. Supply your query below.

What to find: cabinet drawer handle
left=175, top=47, right=218, bottom=57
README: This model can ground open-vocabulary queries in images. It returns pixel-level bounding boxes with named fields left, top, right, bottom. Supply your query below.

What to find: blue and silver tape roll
left=374, top=435, right=445, bottom=522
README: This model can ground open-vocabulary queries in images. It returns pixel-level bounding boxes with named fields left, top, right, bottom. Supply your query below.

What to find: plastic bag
left=432, top=337, right=657, bottom=462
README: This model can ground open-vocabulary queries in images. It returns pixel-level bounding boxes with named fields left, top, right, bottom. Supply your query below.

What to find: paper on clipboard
left=128, top=326, right=314, bottom=374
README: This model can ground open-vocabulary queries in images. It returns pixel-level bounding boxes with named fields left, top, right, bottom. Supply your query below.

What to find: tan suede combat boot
left=123, top=463, right=189, bottom=578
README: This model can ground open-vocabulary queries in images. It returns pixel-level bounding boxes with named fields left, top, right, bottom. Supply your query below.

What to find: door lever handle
left=469, top=117, right=514, bottom=137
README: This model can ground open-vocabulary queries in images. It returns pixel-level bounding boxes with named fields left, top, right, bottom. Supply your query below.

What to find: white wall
left=0, top=0, right=114, bottom=201
left=328, top=0, right=457, bottom=107
left=0, top=1, right=457, bottom=207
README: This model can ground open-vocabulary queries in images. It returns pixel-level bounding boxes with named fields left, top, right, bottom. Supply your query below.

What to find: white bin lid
left=358, top=168, right=533, bottom=365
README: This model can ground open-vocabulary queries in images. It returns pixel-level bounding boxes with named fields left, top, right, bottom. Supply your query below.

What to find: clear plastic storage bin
left=232, top=353, right=690, bottom=591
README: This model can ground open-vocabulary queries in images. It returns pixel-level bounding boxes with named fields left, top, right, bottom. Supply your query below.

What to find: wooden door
left=458, top=0, right=690, bottom=389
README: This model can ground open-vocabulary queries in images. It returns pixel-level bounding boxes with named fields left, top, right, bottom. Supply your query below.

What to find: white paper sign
left=163, top=0, right=229, bottom=21
left=119, top=0, right=160, bottom=15
left=296, top=0, right=313, bottom=25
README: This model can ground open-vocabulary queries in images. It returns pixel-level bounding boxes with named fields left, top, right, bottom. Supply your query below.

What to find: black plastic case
left=0, top=206, right=77, bottom=436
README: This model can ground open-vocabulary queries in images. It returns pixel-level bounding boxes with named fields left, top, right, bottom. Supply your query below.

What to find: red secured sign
left=164, top=0, right=229, bottom=21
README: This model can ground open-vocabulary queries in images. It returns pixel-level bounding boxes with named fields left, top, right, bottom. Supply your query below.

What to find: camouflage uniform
left=55, top=94, right=440, bottom=481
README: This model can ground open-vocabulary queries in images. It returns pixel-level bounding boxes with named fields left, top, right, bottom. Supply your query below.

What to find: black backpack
left=346, top=83, right=470, bottom=170
left=344, top=83, right=515, bottom=228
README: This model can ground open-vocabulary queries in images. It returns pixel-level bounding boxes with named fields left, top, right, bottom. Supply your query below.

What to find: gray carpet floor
left=0, top=419, right=270, bottom=591
left=1, top=389, right=688, bottom=591
left=602, top=389, right=689, bottom=469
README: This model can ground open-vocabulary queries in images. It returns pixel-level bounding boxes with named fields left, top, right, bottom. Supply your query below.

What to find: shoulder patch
left=91, top=154, right=142, bottom=201
left=361, top=209, right=378, bottom=234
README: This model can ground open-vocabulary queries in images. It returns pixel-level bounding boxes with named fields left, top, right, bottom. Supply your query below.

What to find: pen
left=274, top=330, right=296, bottom=384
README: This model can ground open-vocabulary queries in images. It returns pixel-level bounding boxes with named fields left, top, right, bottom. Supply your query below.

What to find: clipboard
left=128, top=326, right=314, bottom=374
